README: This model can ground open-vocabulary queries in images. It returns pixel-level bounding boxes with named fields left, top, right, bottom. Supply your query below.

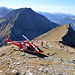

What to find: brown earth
left=0, top=41, right=75, bottom=75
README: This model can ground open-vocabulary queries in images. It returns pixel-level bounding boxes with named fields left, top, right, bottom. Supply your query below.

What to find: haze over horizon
left=0, top=0, right=75, bottom=15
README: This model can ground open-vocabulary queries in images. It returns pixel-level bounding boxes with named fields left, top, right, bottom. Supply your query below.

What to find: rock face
left=0, top=8, right=60, bottom=46
left=34, top=24, right=75, bottom=47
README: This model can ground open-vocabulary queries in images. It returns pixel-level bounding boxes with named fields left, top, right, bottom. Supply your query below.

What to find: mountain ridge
left=34, top=24, right=75, bottom=47
left=0, top=8, right=60, bottom=46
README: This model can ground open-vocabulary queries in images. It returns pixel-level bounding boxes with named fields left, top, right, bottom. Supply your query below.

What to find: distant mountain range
left=38, top=12, right=75, bottom=30
left=0, top=7, right=59, bottom=46
left=0, top=7, right=13, bottom=18
left=1, top=8, right=23, bottom=19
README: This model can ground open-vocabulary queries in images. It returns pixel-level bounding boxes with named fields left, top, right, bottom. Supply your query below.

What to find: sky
left=0, top=0, right=75, bottom=15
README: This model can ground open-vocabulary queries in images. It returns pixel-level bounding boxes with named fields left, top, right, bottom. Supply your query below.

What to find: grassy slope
left=34, top=24, right=70, bottom=42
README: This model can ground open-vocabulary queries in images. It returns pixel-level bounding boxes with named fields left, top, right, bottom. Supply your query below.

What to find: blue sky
left=0, top=0, right=75, bottom=15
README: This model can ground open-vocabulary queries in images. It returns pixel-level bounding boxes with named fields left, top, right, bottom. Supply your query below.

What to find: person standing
left=41, top=41, right=43, bottom=47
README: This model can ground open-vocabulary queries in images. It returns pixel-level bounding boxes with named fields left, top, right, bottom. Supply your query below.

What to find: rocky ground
left=0, top=41, right=75, bottom=75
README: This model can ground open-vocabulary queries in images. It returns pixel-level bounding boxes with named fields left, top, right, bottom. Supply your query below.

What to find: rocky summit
left=0, top=8, right=59, bottom=46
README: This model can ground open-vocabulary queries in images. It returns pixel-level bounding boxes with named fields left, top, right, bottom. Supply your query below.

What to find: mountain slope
left=34, top=24, right=75, bottom=47
left=0, top=8, right=60, bottom=46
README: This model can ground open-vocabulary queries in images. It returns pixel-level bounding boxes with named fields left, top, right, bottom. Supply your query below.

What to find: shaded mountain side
left=34, top=24, right=75, bottom=47
left=61, top=25, right=75, bottom=47
left=0, top=15, right=19, bottom=46
left=10, top=8, right=60, bottom=41
left=0, top=8, right=60, bottom=46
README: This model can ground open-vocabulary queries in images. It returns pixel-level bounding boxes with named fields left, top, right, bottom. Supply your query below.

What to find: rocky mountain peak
left=0, top=8, right=60, bottom=46
left=23, top=7, right=33, bottom=12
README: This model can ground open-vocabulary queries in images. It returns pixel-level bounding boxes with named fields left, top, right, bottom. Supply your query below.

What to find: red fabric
left=41, top=41, right=43, bottom=47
